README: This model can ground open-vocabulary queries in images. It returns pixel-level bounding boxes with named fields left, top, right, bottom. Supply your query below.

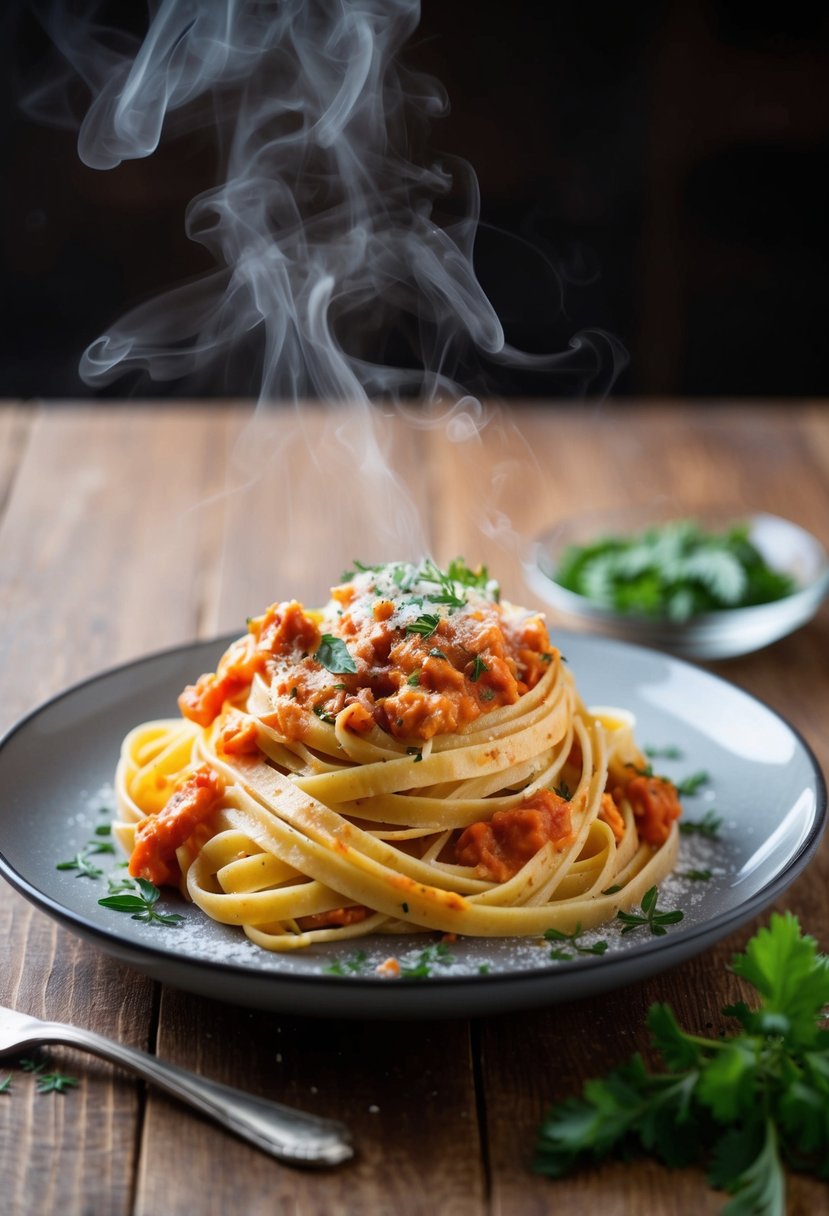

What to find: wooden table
left=1, top=399, right=827, bottom=1215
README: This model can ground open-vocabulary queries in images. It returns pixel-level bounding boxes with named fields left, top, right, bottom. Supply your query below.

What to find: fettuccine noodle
left=113, top=560, right=681, bottom=951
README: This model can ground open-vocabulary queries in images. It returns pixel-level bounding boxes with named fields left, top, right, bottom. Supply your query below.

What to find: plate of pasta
left=0, top=559, right=824, bottom=1018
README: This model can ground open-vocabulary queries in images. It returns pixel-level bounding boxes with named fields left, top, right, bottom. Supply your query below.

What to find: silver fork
left=0, top=1003, right=352, bottom=1167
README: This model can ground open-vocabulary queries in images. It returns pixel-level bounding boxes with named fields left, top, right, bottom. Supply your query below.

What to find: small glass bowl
left=524, top=506, right=829, bottom=660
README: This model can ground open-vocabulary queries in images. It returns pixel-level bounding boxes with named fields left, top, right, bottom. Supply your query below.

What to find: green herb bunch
left=535, top=913, right=829, bottom=1213
left=555, top=520, right=795, bottom=621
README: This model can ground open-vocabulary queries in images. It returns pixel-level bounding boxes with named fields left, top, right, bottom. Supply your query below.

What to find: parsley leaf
left=399, top=942, right=454, bottom=979
left=315, top=634, right=357, bottom=675
left=324, top=950, right=369, bottom=977
left=470, top=655, right=489, bottom=682
left=405, top=613, right=440, bottom=638
left=534, top=913, right=829, bottom=1211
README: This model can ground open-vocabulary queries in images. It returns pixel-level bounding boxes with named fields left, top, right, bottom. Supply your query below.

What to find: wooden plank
left=133, top=991, right=484, bottom=1216
left=428, top=402, right=829, bottom=1216
left=0, top=403, right=224, bottom=1214
left=0, top=403, right=31, bottom=517
left=3, top=401, right=828, bottom=1216
left=125, top=404, right=486, bottom=1214
left=0, top=889, right=154, bottom=1216
left=0, top=402, right=237, bottom=733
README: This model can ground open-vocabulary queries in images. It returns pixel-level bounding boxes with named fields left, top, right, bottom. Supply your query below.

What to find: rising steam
left=22, top=0, right=625, bottom=608
left=29, top=0, right=623, bottom=406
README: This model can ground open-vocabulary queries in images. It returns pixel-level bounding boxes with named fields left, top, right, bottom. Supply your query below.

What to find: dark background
left=2, top=0, right=828, bottom=400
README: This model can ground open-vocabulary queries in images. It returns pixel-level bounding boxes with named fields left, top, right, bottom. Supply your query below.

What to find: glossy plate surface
left=0, top=634, right=824, bottom=1019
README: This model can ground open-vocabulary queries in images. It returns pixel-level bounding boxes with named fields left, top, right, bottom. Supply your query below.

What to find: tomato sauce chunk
left=622, top=774, right=681, bottom=845
left=455, top=789, right=573, bottom=882
left=297, top=906, right=371, bottom=930
left=129, top=765, right=225, bottom=886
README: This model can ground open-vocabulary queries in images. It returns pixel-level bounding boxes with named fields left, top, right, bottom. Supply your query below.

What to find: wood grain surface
left=1, top=400, right=827, bottom=1216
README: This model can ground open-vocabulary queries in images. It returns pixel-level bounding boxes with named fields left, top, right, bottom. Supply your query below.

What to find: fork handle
left=29, top=1022, right=352, bottom=1167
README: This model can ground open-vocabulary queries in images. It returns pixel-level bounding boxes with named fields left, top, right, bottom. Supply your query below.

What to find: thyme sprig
left=98, top=877, right=184, bottom=926
left=616, top=886, right=685, bottom=937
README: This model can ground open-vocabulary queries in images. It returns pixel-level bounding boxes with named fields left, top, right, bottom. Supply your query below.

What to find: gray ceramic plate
left=0, top=634, right=824, bottom=1019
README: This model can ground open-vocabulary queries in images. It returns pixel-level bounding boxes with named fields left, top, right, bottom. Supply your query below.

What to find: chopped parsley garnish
left=679, top=810, right=723, bottom=839
left=399, top=942, right=454, bottom=979
left=675, top=770, right=710, bottom=796
left=429, top=648, right=448, bottom=660
left=407, top=670, right=421, bottom=686
left=645, top=744, right=684, bottom=760
left=34, top=1069, right=80, bottom=1095
left=315, top=634, right=357, bottom=675
left=313, top=704, right=336, bottom=724
left=417, top=559, right=468, bottom=608
left=56, top=844, right=110, bottom=879
left=406, top=613, right=441, bottom=638
left=341, top=560, right=385, bottom=581
left=447, top=557, right=500, bottom=601
left=544, top=924, right=609, bottom=961
left=324, top=950, right=369, bottom=976
left=406, top=746, right=423, bottom=763
left=469, top=655, right=489, bottom=682
left=554, top=519, right=796, bottom=621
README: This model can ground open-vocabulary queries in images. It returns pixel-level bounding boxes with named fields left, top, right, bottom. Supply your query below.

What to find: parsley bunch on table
left=535, top=913, right=829, bottom=1214
left=555, top=520, right=795, bottom=621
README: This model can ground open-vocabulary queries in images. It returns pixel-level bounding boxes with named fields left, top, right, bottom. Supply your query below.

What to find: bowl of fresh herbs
left=524, top=506, right=829, bottom=659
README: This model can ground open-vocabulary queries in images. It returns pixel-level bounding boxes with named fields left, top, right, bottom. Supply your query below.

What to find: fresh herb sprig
left=19, top=1056, right=79, bottom=1094
left=675, top=770, right=710, bottom=796
left=56, top=837, right=116, bottom=879
left=534, top=913, right=829, bottom=1212
left=679, top=810, right=723, bottom=840
left=34, top=1069, right=80, bottom=1094
left=98, top=877, right=184, bottom=926
left=544, top=925, right=609, bottom=961
left=616, top=886, right=684, bottom=936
